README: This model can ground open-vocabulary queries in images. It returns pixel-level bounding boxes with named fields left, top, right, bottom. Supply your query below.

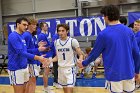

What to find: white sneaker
left=43, top=87, right=55, bottom=93
left=53, top=83, right=63, bottom=89
left=48, top=86, right=54, bottom=90
left=135, top=84, right=140, bottom=90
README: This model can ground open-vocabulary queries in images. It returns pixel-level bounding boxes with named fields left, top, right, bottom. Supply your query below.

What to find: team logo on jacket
left=22, top=40, right=26, bottom=46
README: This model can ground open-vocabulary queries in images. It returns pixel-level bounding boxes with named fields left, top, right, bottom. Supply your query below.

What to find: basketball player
left=46, top=24, right=83, bottom=93
left=77, top=5, right=140, bottom=93
left=133, top=20, right=140, bottom=89
left=38, top=22, right=54, bottom=93
left=8, top=17, right=48, bottom=93
left=22, top=18, right=46, bottom=93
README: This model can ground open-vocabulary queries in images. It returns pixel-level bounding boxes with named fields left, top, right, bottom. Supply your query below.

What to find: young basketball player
left=77, top=5, right=140, bottom=93
left=8, top=17, right=48, bottom=93
left=46, top=24, right=84, bottom=93
left=22, top=18, right=46, bottom=93
left=133, top=20, right=140, bottom=89
left=38, top=22, right=54, bottom=93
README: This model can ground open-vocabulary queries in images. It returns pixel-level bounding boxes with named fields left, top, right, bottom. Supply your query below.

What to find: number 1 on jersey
left=62, top=53, right=66, bottom=60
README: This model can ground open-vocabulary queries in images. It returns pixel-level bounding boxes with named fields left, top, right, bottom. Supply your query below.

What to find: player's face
left=18, top=20, right=28, bottom=33
left=133, top=22, right=140, bottom=32
left=28, top=24, right=37, bottom=33
left=42, top=24, right=48, bottom=32
left=58, top=27, right=68, bottom=40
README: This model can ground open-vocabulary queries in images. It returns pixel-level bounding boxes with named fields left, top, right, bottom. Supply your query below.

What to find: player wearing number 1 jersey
left=47, top=24, right=83, bottom=93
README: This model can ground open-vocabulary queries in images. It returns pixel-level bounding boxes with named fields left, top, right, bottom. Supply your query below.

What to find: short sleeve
left=71, top=39, right=80, bottom=49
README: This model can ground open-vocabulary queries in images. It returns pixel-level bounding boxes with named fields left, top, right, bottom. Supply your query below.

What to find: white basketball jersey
left=55, top=37, right=77, bottom=67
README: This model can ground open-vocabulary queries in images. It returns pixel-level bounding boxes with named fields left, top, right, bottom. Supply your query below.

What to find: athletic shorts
left=8, top=67, right=29, bottom=85
left=106, top=78, right=135, bottom=93
left=58, top=66, right=76, bottom=87
left=28, top=64, right=40, bottom=77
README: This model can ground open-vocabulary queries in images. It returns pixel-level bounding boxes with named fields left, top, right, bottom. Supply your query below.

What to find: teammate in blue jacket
left=8, top=17, right=47, bottom=93
left=78, top=5, right=140, bottom=93
left=38, top=22, right=54, bottom=92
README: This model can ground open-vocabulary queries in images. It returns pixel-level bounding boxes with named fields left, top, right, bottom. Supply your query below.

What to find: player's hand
left=38, top=56, right=49, bottom=67
left=38, top=40, right=47, bottom=47
left=42, top=58, right=51, bottom=68
left=38, top=46, right=47, bottom=52
left=77, top=59, right=84, bottom=68
left=38, top=46, right=51, bottom=52
left=38, top=56, right=46, bottom=63
left=135, top=74, right=140, bottom=84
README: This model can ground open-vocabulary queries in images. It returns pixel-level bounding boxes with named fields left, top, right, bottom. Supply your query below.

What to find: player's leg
left=26, top=64, right=36, bottom=93
left=92, top=63, right=98, bottom=78
left=53, top=62, right=62, bottom=88
left=64, top=67, right=76, bottom=93
left=63, top=87, right=73, bottom=93
left=27, top=77, right=36, bottom=93
left=58, top=67, right=65, bottom=91
left=93, top=58, right=101, bottom=74
left=13, top=85, right=24, bottom=93
left=58, top=67, right=75, bottom=93
left=26, top=64, right=39, bottom=93
left=43, top=67, right=50, bottom=91
left=53, top=62, right=58, bottom=83
left=105, top=80, right=109, bottom=89
left=24, top=68, right=30, bottom=93
left=80, top=68, right=84, bottom=78
left=43, top=57, right=54, bottom=92
left=8, top=68, right=29, bottom=93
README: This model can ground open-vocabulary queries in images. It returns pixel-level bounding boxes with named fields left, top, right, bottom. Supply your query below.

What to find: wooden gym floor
left=1, top=85, right=140, bottom=93
left=1, top=69, right=140, bottom=93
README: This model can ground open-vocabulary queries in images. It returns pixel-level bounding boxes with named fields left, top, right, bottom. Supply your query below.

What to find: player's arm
left=82, top=33, right=105, bottom=67
left=45, top=55, right=58, bottom=67
left=9, top=35, right=47, bottom=64
left=51, top=55, right=58, bottom=62
left=75, top=47, right=84, bottom=60
left=72, top=39, right=84, bottom=60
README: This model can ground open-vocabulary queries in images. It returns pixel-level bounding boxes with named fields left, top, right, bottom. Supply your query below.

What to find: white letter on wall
left=9, top=25, right=16, bottom=32
left=45, top=22, right=51, bottom=38
left=80, top=19, right=92, bottom=36
left=94, top=17, right=106, bottom=36
left=66, top=20, right=77, bottom=37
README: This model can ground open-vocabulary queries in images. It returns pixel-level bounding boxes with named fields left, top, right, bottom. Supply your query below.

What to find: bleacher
left=0, top=45, right=8, bottom=74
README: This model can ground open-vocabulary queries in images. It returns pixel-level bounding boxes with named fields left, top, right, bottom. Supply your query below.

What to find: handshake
left=35, top=55, right=51, bottom=68
left=77, top=59, right=84, bottom=68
